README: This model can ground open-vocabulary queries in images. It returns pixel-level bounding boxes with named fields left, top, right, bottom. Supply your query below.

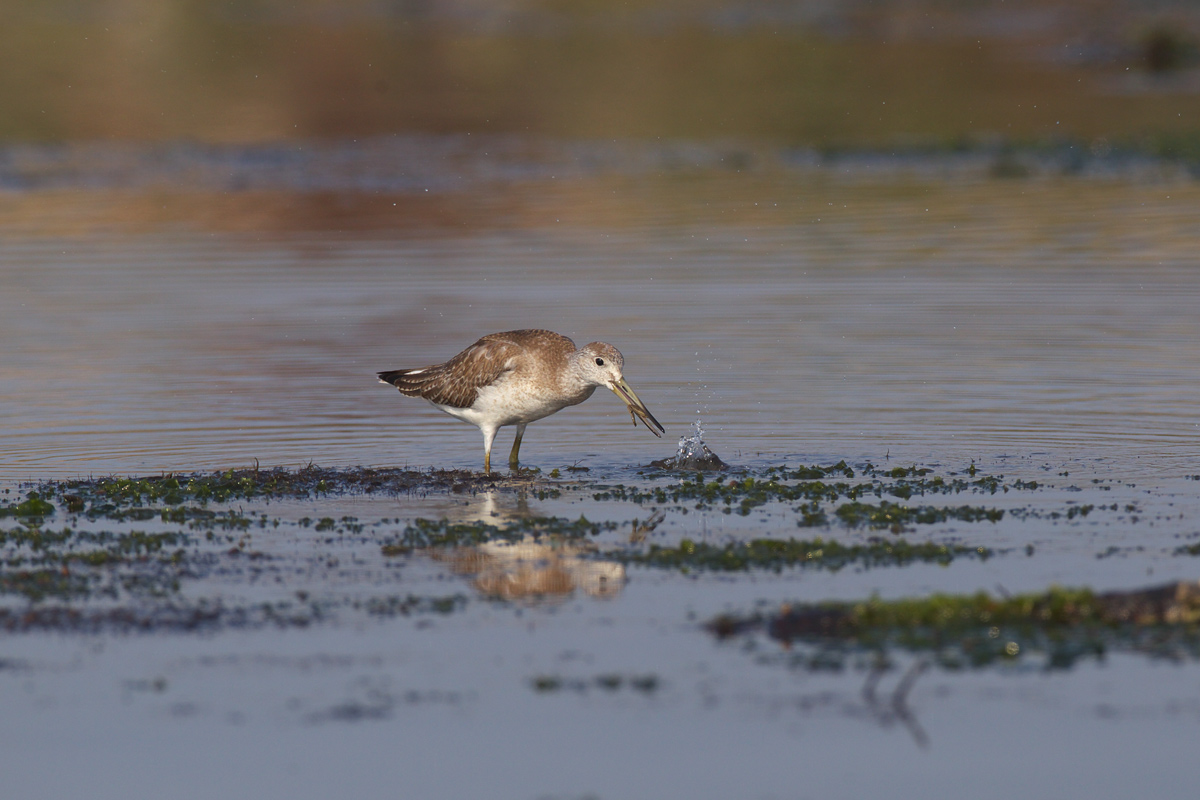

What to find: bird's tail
left=377, top=369, right=409, bottom=387
left=377, top=367, right=445, bottom=399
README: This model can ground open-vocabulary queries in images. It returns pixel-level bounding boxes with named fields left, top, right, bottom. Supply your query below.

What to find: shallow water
left=4, top=148, right=1200, bottom=481
left=4, top=139, right=1200, bottom=798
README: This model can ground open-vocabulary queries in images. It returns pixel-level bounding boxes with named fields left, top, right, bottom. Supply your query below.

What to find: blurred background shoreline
left=3, top=0, right=1200, bottom=148
left=4, top=0, right=1200, bottom=239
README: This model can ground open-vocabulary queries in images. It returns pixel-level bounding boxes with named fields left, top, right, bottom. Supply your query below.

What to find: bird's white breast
left=432, top=371, right=595, bottom=429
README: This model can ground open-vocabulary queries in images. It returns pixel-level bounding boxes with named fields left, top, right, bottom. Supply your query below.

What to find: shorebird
left=378, top=329, right=664, bottom=472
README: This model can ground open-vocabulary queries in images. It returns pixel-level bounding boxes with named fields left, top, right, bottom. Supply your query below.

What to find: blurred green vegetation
left=2, top=0, right=1199, bottom=145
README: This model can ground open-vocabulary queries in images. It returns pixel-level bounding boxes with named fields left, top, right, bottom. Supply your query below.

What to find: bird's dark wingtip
left=377, top=370, right=403, bottom=386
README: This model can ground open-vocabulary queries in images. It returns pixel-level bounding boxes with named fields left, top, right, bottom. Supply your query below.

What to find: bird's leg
left=482, top=425, right=498, bottom=474
left=508, top=423, right=527, bottom=470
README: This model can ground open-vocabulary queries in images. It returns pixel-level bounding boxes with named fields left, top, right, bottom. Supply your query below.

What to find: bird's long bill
left=609, top=378, right=665, bottom=437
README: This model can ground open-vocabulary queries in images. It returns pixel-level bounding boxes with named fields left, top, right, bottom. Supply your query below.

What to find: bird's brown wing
left=378, top=331, right=568, bottom=409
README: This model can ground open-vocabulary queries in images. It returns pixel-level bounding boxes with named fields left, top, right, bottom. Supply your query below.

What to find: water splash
left=675, top=419, right=708, bottom=462
left=650, top=419, right=727, bottom=471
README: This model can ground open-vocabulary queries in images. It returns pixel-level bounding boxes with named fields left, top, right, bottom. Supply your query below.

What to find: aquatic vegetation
left=708, top=581, right=1200, bottom=671
left=594, top=474, right=860, bottom=509
left=356, top=594, right=469, bottom=617
left=381, top=515, right=617, bottom=555
left=614, top=536, right=991, bottom=573
left=3, top=467, right=587, bottom=630
left=530, top=673, right=660, bottom=694
left=34, top=465, right=546, bottom=518
left=0, top=524, right=189, bottom=603
left=0, top=594, right=457, bottom=633
left=1005, top=504, right=1095, bottom=522
left=0, top=493, right=55, bottom=521
left=0, top=568, right=95, bottom=604
left=27, top=462, right=1043, bottom=538
left=0, top=526, right=183, bottom=557
left=0, top=460, right=1104, bottom=635
left=596, top=462, right=1040, bottom=529
left=834, top=501, right=1004, bottom=530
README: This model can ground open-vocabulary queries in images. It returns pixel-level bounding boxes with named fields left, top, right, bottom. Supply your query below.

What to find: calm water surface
left=4, top=172, right=1200, bottom=480
left=3, top=142, right=1200, bottom=799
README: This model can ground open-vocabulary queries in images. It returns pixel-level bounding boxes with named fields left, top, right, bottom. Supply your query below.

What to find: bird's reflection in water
left=433, top=537, right=625, bottom=603
left=429, top=490, right=625, bottom=604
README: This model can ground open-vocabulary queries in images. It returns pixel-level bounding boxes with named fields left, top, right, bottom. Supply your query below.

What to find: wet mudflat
left=5, top=135, right=1200, bottom=797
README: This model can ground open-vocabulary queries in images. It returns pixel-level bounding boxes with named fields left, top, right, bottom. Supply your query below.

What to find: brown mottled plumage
left=378, top=329, right=663, bottom=472
left=378, top=330, right=573, bottom=410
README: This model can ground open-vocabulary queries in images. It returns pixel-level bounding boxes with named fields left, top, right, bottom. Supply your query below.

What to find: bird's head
left=579, top=342, right=664, bottom=437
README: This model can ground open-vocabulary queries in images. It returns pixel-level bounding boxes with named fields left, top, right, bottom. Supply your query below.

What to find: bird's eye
left=595, top=357, right=605, bottom=366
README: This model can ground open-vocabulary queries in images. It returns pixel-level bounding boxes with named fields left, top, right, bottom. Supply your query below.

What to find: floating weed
left=594, top=475, right=861, bottom=511
left=0, top=568, right=94, bottom=603
left=834, top=501, right=1004, bottom=531
left=33, top=465, right=550, bottom=520
left=591, top=462, right=1041, bottom=527
left=358, top=594, right=469, bottom=617
left=0, top=525, right=190, bottom=603
left=30, top=463, right=1043, bottom=538
left=1, top=527, right=185, bottom=562
left=710, top=581, right=1200, bottom=672
left=882, top=466, right=932, bottom=479
left=0, top=587, right=476, bottom=633
left=530, top=673, right=661, bottom=694
left=1066, top=504, right=1094, bottom=520
left=613, top=536, right=991, bottom=573
left=765, top=460, right=857, bottom=480
left=1006, top=504, right=1096, bottom=522
left=381, top=515, right=618, bottom=555
left=531, top=675, right=562, bottom=692
left=0, top=461, right=1086, bottom=633
left=796, top=505, right=830, bottom=527
left=5, top=468, right=545, bottom=629
left=0, top=493, right=55, bottom=522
